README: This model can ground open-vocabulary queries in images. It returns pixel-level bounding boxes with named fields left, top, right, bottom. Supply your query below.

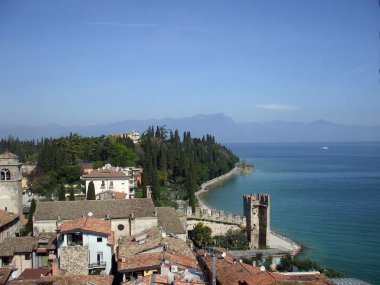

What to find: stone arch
left=0, top=169, right=11, bottom=180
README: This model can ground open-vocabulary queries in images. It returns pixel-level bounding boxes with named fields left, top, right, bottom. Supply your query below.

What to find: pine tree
left=87, top=181, right=96, bottom=200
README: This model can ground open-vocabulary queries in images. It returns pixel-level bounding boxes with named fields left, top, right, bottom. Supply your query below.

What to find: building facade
left=57, top=216, right=113, bottom=275
left=0, top=151, right=23, bottom=217
left=81, top=164, right=134, bottom=198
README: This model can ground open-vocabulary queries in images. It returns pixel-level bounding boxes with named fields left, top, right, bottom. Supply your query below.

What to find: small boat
left=321, top=146, right=329, bottom=150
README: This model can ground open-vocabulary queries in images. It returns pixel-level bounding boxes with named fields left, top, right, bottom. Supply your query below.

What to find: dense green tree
left=216, top=229, right=249, bottom=250
left=58, top=184, right=66, bottom=201
left=69, top=187, right=75, bottom=201
left=87, top=181, right=96, bottom=200
left=25, top=199, right=36, bottom=233
left=192, top=222, right=212, bottom=247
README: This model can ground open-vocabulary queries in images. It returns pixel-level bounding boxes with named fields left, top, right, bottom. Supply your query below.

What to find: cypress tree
left=58, top=184, right=66, bottom=201
left=25, top=199, right=36, bottom=233
left=87, top=181, right=96, bottom=200
left=69, top=187, right=75, bottom=201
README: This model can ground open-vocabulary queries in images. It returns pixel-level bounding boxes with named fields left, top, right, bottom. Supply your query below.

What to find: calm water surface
left=201, top=142, right=380, bottom=284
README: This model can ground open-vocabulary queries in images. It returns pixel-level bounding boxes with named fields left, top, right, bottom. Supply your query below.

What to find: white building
left=81, top=164, right=135, bottom=198
left=56, top=215, right=114, bottom=275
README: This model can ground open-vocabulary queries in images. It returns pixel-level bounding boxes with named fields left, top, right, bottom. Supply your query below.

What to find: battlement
left=243, top=193, right=270, bottom=206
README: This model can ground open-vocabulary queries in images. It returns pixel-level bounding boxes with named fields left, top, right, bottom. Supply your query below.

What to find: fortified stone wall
left=188, top=207, right=246, bottom=227
left=243, top=194, right=270, bottom=249
left=186, top=220, right=242, bottom=236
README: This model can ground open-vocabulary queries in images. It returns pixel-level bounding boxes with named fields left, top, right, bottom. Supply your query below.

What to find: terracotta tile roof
left=82, top=166, right=128, bottom=179
left=0, top=268, right=13, bottom=285
left=0, top=237, right=35, bottom=257
left=0, top=209, right=19, bottom=228
left=122, top=274, right=205, bottom=285
left=157, top=207, right=186, bottom=235
left=10, top=275, right=114, bottom=285
left=34, top=198, right=156, bottom=221
left=118, top=228, right=198, bottom=273
left=58, top=216, right=114, bottom=245
left=18, top=268, right=51, bottom=279
left=197, top=248, right=332, bottom=285
left=96, top=190, right=128, bottom=200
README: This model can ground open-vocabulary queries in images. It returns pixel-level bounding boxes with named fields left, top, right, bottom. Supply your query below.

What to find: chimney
left=51, top=259, right=59, bottom=276
left=146, top=186, right=152, bottom=199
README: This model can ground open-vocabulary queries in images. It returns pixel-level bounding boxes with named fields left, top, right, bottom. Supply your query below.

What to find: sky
left=0, top=0, right=379, bottom=127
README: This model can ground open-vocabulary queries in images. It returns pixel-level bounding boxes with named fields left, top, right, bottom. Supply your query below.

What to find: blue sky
left=0, top=0, right=379, bottom=127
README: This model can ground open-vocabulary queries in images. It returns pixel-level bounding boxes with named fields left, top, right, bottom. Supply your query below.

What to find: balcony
left=88, top=262, right=106, bottom=269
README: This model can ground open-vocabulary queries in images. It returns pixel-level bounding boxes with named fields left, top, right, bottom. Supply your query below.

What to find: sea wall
left=268, top=231, right=302, bottom=256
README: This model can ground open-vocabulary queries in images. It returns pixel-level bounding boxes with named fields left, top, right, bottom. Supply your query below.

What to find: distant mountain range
left=1, top=113, right=379, bottom=142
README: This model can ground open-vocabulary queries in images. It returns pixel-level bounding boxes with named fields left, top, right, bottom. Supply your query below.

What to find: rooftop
left=157, top=207, right=186, bottom=235
left=9, top=275, right=114, bottom=285
left=34, top=198, right=156, bottom=221
left=197, top=248, right=332, bottom=285
left=0, top=268, right=13, bottom=285
left=18, top=268, right=51, bottom=280
left=0, top=237, right=35, bottom=257
left=0, top=151, right=18, bottom=160
left=58, top=216, right=114, bottom=245
left=0, top=209, right=19, bottom=228
left=118, top=228, right=198, bottom=273
left=82, top=164, right=128, bottom=179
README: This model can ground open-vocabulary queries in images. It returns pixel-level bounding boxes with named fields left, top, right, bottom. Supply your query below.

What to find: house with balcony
left=56, top=214, right=114, bottom=275
left=81, top=164, right=134, bottom=199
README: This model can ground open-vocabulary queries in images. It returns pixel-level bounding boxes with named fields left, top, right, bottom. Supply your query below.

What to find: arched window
left=0, top=169, right=10, bottom=181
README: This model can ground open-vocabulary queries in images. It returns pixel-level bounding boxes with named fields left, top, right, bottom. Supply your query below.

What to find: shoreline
left=195, top=166, right=240, bottom=211
left=194, top=166, right=303, bottom=256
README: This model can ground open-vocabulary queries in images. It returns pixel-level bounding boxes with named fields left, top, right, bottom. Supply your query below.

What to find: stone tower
left=0, top=151, right=23, bottom=217
left=243, top=193, right=270, bottom=249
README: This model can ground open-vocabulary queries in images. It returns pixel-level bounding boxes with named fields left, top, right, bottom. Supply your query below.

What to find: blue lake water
left=201, top=142, right=380, bottom=284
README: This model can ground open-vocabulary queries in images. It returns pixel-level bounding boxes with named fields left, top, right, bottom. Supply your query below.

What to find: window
left=67, top=233, right=83, bottom=246
left=97, top=237, right=102, bottom=242
left=109, top=181, right=113, bottom=188
left=25, top=254, right=31, bottom=260
left=2, top=257, right=12, bottom=266
left=101, top=181, right=105, bottom=188
left=97, top=252, right=103, bottom=264
left=0, top=169, right=10, bottom=181
left=117, top=224, right=125, bottom=231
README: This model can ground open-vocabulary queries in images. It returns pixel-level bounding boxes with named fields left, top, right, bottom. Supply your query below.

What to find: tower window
left=0, top=169, right=10, bottom=181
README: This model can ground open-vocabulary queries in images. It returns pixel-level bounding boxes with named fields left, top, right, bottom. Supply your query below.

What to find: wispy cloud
left=257, top=104, right=299, bottom=111
left=84, top=22, right=158, bottom=28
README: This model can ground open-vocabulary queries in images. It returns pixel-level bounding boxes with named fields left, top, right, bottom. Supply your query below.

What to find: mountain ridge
left=1, top=114, right=379, bottom=143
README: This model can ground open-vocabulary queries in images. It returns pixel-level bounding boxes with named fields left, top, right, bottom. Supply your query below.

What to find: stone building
left=0, top=151, right=23, bottom=217
left=243, top=193, right=270, bottom=249
left=33, top=199, right=158, bottom=243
